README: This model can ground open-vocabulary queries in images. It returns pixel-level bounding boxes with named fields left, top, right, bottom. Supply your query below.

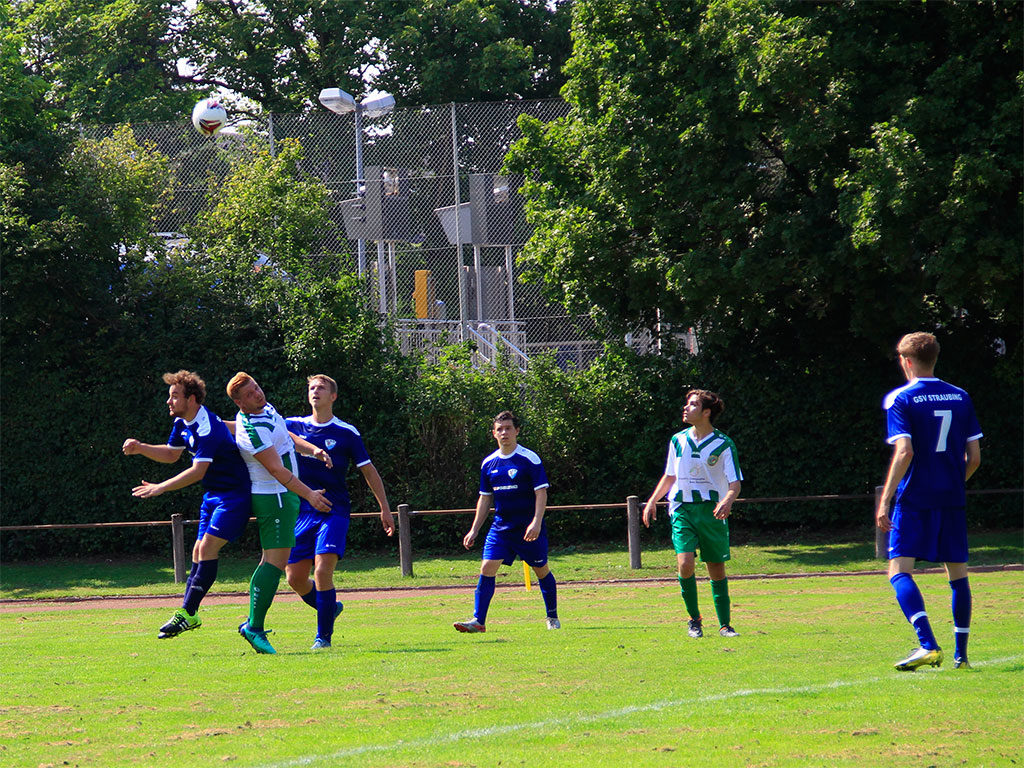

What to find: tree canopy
left=507, top=0, right=1021, bottom=362
left=11, top=0, right=573, bottom=121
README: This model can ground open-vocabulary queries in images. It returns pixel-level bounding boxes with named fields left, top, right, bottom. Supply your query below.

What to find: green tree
left=507, top=0, right=1021, bottom=361
left=15, top=0, right=193, bottom=122
left=374, top=0, right=571, bottom=104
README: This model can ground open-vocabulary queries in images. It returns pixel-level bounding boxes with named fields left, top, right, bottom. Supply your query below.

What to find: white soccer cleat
left=894, top=646, right=943, bottom=671
left=546, top=617, right=561, bottom=630
left=453, top=618, right=486, bottom=633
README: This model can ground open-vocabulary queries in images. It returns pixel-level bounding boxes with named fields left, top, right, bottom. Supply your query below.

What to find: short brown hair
left=307, top=374, right=338, bottom=395
left=686, top=389, right=725, bottom=423
left=897, top=332, right=940, bottom=368
left=162, top=370, right=206, bottom=405
left=494, top=410, right=520, bottom=428
left=226, top=371, right=255, bottom=400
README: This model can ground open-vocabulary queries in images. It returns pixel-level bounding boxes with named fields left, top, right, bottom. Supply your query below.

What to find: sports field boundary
left=2, top=563, right=1018, bottom=612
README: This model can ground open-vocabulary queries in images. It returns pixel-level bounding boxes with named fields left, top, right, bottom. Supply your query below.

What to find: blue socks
left=950, top=576, right=971, bottom=659
left=474, top=575, right=497, bottom=624
left=183, top=559, right=218, bottom=615
left=890, top=572, right=939, bottom=650
left=538, top=572, right=558, bottom=619
left=315, top=588, right=338, bottom=642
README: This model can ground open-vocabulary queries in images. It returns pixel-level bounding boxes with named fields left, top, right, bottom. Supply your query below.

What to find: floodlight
left=318, top=88, right=357, bottom=114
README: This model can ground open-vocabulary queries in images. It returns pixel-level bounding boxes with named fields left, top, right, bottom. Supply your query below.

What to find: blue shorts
left=288, top=512, right=350, bottom=563
left=889, top=503, right=968, bottom=563
left=196, top=489, right=251, bottom=543
left=482, top=522, right=548, bottom=567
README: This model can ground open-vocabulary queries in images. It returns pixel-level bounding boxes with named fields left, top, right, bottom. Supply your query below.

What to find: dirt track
left=3, top=564, right=1019, bottom=613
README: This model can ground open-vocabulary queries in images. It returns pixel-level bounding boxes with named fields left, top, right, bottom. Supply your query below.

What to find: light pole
left=318, top=88, right=395, bottom=279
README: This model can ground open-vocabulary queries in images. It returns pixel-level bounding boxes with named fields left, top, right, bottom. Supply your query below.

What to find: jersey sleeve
left=167, top=420, right=187, bottom=449
left=348, top=432, right=372, bottom=468
left=234, top=417, right=262, bottom=457
left=885, top=393, right=912, bottom=444
left=663, top=436, right=680, bottom=477
left=720, top=442, right=742, bottom=483
left=964, top=395, right=983, bottom=442
left=189, top=431, right=220, bottom=464
left=531, top=458, right=549, bottom=491
left=479, top=462, right=493, bottom=496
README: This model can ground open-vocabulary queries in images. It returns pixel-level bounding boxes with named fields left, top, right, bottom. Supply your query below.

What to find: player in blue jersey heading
left=454, top=411, right=560, bottom=633
left=123, top=370, right=252, bottom=640
left=877, top=332, right=982, bottom=671
left=285, top=374, right=395, bottom=650
left=643, top=390, right=742, bottom=639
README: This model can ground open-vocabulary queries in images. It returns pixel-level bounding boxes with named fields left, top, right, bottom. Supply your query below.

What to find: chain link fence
left=93, top=99, right=686, bottom=368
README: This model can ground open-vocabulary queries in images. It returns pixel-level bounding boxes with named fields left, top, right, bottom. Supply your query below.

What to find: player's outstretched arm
left=289, top=432, right=333, bottom=469
left=463, top=495, right=492, bottom=549
left=122, top=439, right=184, bottom=464
left=359, top=463, right=394, bottom=536
left=643, top=474, right=675, bottom=527
left=132, top=461, right=209, bottom=499
left=252, top=447, right=333, bottom=513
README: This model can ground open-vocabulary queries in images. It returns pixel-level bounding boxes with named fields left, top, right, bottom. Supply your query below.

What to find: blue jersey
left=883, top=377, right=982, bottom=509
left=167, top=405, right=250, bottom=493
left=479, top=445, right=549, bottom=529
left=286, top=415, right=372, bottom=516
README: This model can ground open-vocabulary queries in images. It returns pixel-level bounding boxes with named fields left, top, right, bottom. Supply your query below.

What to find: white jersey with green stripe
left=664, top=427, right=743, bottom=507
left=234, top=403, right=297, bottom=495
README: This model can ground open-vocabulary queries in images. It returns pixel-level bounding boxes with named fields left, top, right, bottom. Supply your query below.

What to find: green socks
left=711, top=577, right=730, bottom=628
left=248, top=562, right=284, bottom=631
left=679, top=574, right=701, bottom=620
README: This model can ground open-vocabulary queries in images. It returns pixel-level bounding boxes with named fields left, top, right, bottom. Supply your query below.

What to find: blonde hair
left=307, top=374, right=338, bottom=395
left=226, top=371, right=255, bottom=400
left=897, top=332, right=940, bottom=368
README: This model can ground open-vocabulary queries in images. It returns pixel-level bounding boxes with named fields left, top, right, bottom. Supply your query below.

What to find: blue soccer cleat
left=238, top=621, right=276, bottom=654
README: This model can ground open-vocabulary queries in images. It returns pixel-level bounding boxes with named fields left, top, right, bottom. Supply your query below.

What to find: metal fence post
left=627, top=495, right=642, bottom=569
left=874, top=486, right=888, bottom=560
left=398, top=504, right=414, bottom=577
left=171, top=513, right=186, bottom=583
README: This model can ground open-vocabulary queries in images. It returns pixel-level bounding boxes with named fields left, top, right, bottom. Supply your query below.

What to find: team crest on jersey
left=707, top=454, right=720, bottom=467
left=507, top=468, right=518, bottom=479
left=325, top=439, right=337, bottom=450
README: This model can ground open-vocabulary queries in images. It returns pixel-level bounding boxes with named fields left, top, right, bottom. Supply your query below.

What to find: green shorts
left=670, top=501, right=730, bottom=563
left=251, top=491, right=299, bottom=549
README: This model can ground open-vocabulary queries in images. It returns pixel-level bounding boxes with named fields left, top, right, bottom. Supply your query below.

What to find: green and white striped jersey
left=234, top=403, right=297, bottom=495
left=664, top=427, right=742, bottom=507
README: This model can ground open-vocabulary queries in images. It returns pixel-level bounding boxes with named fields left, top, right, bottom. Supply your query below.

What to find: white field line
left=252, top=654, right=1022, bottom=768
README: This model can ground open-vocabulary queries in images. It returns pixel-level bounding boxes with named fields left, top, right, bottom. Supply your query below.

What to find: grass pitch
left=2, top=570, right=1022, bottom=768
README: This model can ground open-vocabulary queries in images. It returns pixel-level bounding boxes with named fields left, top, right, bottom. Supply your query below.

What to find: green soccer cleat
left=894, top=646, right=943, bottom=671
left=158, top=608, right=201, bottom=639
left=238, top=621, right=277, bottom=654
left=453, top=618, right=486, bottom=633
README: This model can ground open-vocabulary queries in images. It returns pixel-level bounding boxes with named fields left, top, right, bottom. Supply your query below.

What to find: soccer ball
left=191, top=98, right=227, bottom=136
